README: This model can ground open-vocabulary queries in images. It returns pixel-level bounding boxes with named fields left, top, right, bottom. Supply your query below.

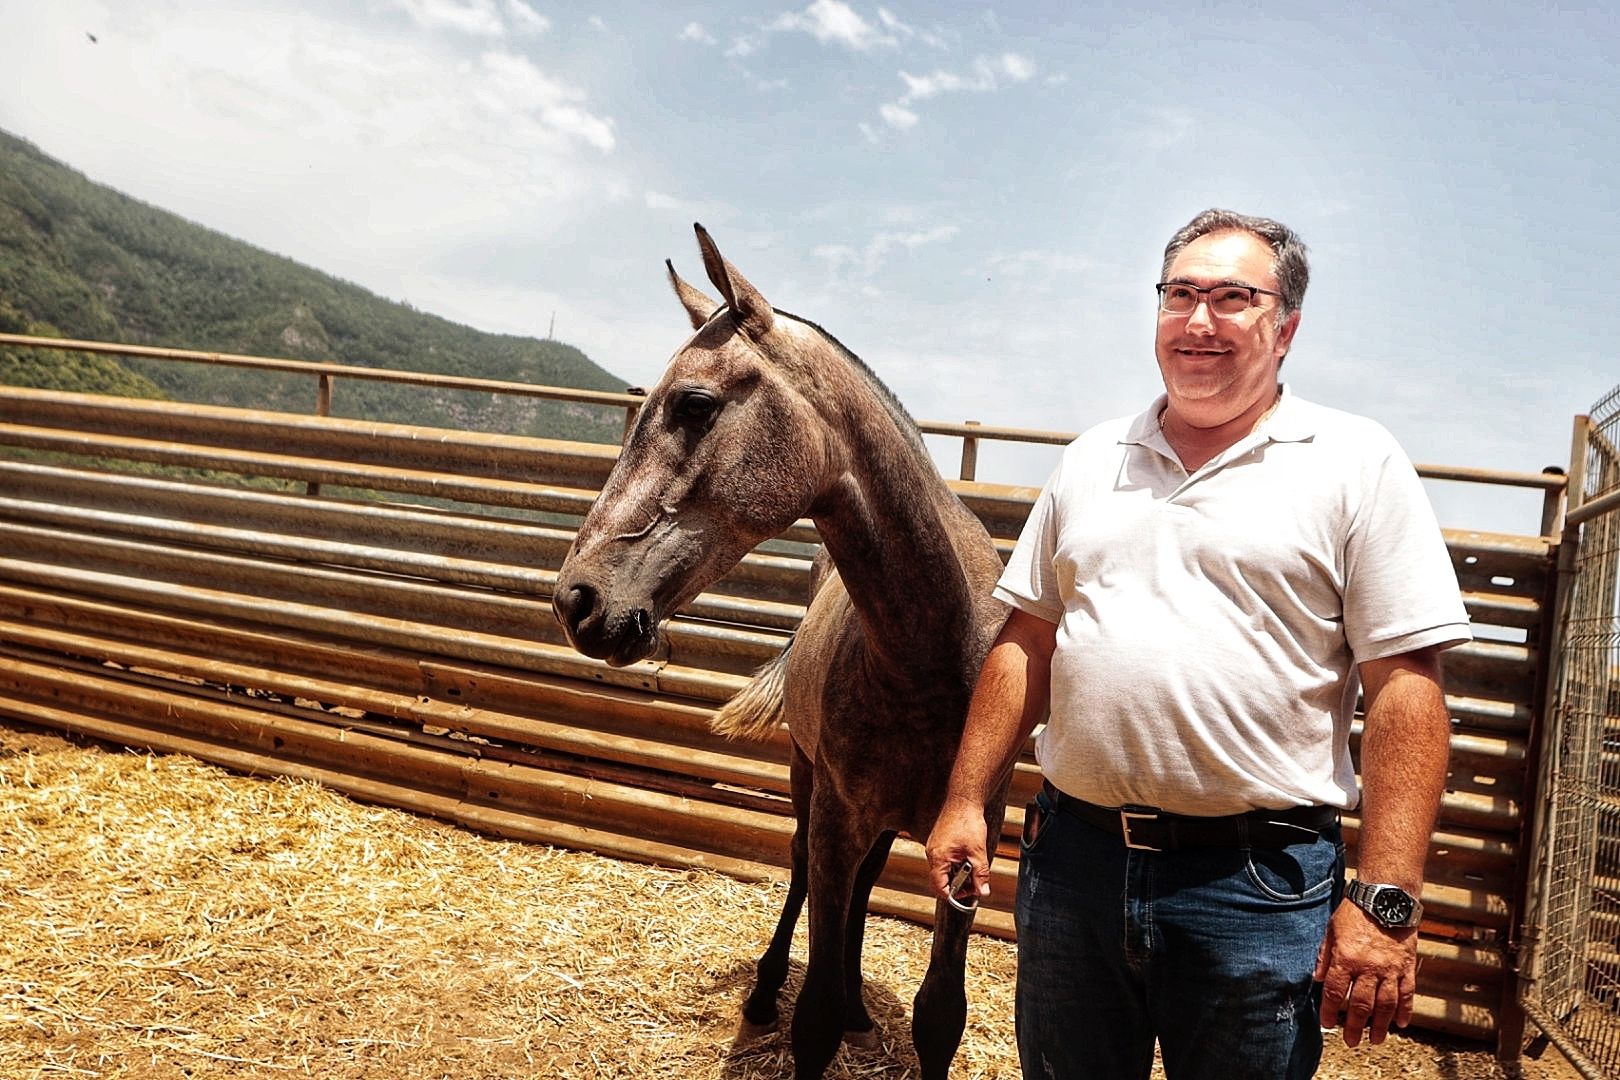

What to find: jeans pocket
left=1244, top=837, right=1339, bottom=903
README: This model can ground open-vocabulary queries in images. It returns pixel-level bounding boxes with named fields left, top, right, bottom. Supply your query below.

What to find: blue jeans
left=1014, top=787, right=1345, bottom=1080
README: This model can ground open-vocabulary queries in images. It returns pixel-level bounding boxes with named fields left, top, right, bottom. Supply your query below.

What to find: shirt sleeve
left=1342, top=432, right=1473, bottom=662
left=993, top=459, right=1066, bottom=625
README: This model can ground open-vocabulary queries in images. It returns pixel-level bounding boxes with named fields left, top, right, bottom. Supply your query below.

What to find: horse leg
left=740, top=742, right=813, bottom=1036
left=911, top=895, right=975, bottom=1079
left=840, top=829, right=897, bottom=1048
left=912, top=806, right=1006, bottom=1080
left=791, top=800, right=867, bottom=1080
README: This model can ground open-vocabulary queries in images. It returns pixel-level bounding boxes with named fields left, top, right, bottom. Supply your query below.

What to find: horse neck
left=808, top=383, right=980, bottom=672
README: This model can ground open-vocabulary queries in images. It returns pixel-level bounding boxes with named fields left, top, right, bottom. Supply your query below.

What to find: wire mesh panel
left=1526, top=384, right=1620, bottom=1076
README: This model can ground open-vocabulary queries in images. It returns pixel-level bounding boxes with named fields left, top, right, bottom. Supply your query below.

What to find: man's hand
left=1314, top=900, right=1418, bottom=1046
left=925, top=608, right=1058, bottom=908
left=925, top=797, right=993, bottom=905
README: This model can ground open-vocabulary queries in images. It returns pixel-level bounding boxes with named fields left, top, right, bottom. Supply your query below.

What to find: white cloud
left=771, top=0, right=896, bottom=51
left=891, top=224, right=959, bottom=247
left=876, top=7, right=948, bottom=49
left=475, top=51, right=615, bottom=151
left=814, top=224, right=959, bottom=279
left=391, top=0, right=505, bottom=36
left=876, top=9, right=908, bottom=34
left=899, top=52, right=1035, bottom=102
left=879, top=103, right=918, bottom=129
left=0, top=1, right=625, bottom=305
left=387, top=0, right=547, bottom=37
left=877, top=52, right=1036, bottom=133
left=897, top=69, right=965, bottom=100
left=999, top=52, right=1036, bottom=81
left=729, top=0, right=940, bottom=64
left=538, top=102, right=616, bottom=153
left=504, top=0, right=549, bottom=35
left=679, top=21, right=716, bottom=45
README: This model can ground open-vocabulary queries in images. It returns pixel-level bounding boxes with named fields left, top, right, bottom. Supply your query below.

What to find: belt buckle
left=1120, top=806, right=1162, bottom=851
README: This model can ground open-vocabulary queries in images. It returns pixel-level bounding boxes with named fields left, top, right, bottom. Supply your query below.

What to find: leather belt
left=1042, top=781, right=1338, bottom=851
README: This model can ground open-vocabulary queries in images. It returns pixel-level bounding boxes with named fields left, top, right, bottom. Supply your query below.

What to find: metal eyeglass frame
left=1155, top=281, right=1283, bottom=318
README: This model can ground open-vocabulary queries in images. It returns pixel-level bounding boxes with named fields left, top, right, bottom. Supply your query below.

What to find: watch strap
left=1346, top=878, right=1423, bottom=929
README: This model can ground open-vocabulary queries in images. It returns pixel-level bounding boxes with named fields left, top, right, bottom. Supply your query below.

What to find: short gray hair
left=1161, top=208, right=1310, bottom=323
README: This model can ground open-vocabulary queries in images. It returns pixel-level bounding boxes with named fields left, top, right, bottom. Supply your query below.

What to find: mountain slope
left=0, top=129, right=629, bottom=443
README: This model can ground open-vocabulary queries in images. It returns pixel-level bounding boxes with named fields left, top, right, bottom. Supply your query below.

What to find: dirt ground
left=0, top=718, right=1586, bottom=1079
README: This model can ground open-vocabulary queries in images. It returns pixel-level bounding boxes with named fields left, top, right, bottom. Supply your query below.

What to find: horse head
left=553, top=224, right=842, bottom=666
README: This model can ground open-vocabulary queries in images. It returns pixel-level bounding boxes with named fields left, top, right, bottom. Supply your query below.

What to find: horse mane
left=774, top=308, right=931, bottom=461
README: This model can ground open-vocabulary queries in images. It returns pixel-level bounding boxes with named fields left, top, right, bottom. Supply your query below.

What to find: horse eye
left=673, top=391, right=719, bottom=426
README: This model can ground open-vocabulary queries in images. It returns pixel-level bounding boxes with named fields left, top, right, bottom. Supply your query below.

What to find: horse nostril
left=557, top=582, right=599, bottom=629
left=631, top=608, right=652, bottom=637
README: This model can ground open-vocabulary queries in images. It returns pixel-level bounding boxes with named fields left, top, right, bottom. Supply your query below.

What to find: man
left=926, top=208, right=1470, bottom=1079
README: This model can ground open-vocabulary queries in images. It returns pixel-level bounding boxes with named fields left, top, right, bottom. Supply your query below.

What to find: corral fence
left=1519, top=384, right=1620, bottom=1077
left=0, top=332, right=1572, bottom=1053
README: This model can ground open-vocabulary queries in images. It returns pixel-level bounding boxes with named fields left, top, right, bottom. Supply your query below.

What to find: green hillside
left=0, top=129, right=629, bottom=443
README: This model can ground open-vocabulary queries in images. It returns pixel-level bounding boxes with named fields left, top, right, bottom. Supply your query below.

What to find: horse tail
left=711, top=637, right=791, bottom=741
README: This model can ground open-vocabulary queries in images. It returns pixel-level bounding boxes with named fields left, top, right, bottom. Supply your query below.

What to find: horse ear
left=693, top=222, right=774, bottom=338
left=667, top=260, right=719, bottom=330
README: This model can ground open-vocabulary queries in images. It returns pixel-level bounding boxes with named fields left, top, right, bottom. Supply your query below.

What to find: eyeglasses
left=1155, top=282, right=1282, bottom=318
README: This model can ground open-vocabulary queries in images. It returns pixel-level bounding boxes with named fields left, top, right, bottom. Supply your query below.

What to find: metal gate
left=1522, top=384, right=1620, bottom=1077
left=0, top=334, right=1575, bottom=1047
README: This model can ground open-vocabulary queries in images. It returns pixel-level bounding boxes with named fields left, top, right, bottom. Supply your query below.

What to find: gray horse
left=553, top=224, right=1010, bottom=1080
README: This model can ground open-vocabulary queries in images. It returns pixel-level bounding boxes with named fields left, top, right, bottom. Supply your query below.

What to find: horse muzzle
left=552, top=580, right=660, bottom=667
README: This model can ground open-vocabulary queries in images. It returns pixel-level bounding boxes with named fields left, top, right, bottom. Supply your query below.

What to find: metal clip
left=945, top=860, right=978, bottom=913
left=1120, top=807, right=1162, bottom=851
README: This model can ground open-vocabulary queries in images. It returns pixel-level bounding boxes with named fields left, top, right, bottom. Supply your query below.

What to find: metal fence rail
left=1522, top=385, right=1620, bottom=1076
left=0, top=332, right=1079, bottom=482
left=0, top=336, right=1574, bottom=1050
left=0, top=332, right=1568, bottom=503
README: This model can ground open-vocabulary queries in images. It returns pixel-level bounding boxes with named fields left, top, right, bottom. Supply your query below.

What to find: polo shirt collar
left=1263, top=384, right=1314, bottom=442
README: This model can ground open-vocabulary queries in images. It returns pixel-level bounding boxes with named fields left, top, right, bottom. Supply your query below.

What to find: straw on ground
left=0, top=720, right=1573, bottom=1079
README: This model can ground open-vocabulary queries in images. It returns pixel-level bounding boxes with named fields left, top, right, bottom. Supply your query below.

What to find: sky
left=0, top=0, right=1614, bottom=537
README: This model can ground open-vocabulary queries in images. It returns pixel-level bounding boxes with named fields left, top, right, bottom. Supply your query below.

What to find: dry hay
left=0, top=719, right=1580, bottom=1079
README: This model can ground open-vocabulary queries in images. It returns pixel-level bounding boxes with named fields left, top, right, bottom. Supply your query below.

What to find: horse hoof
left=842, top=1026, right=881, bottom=1050
left=733, top=1017, right=778, bottom=1044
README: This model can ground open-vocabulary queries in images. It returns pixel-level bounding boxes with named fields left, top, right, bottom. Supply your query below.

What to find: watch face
left=1371, top=888, right=1415, bottom=926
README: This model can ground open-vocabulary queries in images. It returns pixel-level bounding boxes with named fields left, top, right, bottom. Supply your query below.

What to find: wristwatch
left=1345, top=879, right=1423, bottom=929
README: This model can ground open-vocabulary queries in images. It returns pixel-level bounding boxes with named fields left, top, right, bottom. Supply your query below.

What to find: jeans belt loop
left=1119, top=806, right=1162, bottom=851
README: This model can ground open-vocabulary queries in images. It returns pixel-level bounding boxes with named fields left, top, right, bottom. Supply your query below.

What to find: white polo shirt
left=995, top=385, right=1471, bottom=816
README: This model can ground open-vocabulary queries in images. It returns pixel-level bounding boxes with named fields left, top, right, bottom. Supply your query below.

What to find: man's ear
left=1274, top=309, right=1302, bottom=360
